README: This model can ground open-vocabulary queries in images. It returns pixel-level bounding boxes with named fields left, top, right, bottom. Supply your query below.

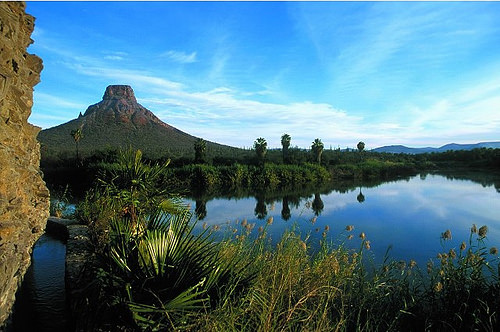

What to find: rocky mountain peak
left=82, top=85, right=164, bottom=127
left=103, top=85, right=137, bottom=102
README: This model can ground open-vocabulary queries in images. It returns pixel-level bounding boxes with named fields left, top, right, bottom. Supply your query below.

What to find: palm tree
left=357, top=141, right=365, bottom=152
left=70, top=127, right=83, bottom=160
left=107, top=203, right=247, bottom=329
left=311, top=138, right=324, bottom=164
left=254, top=137, right=267, bottom=163
left=194, top=138, right=207, bottom=164
left=281, top=133, right=291, bottom=164
left=357, top=141, right=365, bottom=162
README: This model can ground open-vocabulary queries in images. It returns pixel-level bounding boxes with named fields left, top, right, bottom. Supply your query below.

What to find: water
left=10, top=233, right=68, bottom=332
left=186, top=172, right=500, bottom=267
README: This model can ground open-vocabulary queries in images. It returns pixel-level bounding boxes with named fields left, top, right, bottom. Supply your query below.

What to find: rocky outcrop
left=82, top=85, right=170, bottom=127
left=0, top=2, right=49, bottom=326
left=38, top=85, right=239, bottom=159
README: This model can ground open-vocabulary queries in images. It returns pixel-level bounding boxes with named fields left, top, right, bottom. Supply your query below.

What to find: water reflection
left=357, top=188, right=365, bottom=203
left=187, top=172, right=500, bottom=267
left=312, top=193, right=324, bottom=215
left=254, top=194, right=267, bottom=219
left=281, top=197, right=291, bottom=221
left=195, top=199, right=207, bottom=220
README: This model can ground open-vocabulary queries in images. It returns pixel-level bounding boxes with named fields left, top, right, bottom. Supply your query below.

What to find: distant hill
left=371, top=142, right=500, bottom=154
left=38, top=85, right=242, bottom=160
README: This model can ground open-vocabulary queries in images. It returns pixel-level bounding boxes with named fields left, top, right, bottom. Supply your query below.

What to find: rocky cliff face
left=0, top=2, right=49, bottom=325
left=82, top=85, right=173, bottom=128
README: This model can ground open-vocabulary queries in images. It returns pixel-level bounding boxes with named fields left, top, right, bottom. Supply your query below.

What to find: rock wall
left=0, top=2, right=49, bottom=326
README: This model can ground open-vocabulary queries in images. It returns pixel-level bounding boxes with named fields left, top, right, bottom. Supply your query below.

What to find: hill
left=38, top=85, right=243, bottom=160
left=371, top=142, right=500, bottom=154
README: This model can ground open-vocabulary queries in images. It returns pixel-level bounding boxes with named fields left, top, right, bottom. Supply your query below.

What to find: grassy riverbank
left=69, top=149, right=500, bottom=331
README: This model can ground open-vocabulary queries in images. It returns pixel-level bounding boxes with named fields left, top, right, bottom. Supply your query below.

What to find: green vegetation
left=38, top=118, right=247, bottom=162
left=71, top=149, right=500, bottom=331
left=254, top=137, right=268, bottom=164
left=41, top=134, right=454, bottom=197
left=194, top=138, right=207, bottom=164
left=357, top=141, right=365, bottom=153
left=70, top=127, right=83, bottom=160
left=311, top=138, right=324, bottom=164
left=281, top=133, right=291, bottom=164
left=166, top=162, right=331, bottom=192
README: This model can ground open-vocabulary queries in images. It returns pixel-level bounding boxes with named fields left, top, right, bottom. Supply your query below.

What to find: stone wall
left=0, top=2, right=49, bottom=326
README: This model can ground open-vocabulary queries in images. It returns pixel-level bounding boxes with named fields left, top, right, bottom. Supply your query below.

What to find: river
left=186, top=171, right=500, bottom=267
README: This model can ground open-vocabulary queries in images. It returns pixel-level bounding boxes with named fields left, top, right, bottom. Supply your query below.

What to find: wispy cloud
left=67, top=63, right=184, bottom=91
left=104, top=55, right=124, bottom=61
left=103, top=51, right=128, bottom=61
left=161, top=50, right=197, bottom=63
left=31, top=92, right=88, bottom=128
left=139, top=83, right=363, bottom=148
left=34, top=92, right=88, bottom=110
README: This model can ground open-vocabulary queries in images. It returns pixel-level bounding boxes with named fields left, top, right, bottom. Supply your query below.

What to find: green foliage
left=357, top=141, right=365, bottom=152
left=76, top=148, right=252, bottom=330
left=97, top=148, right=174, bottom=223
left=169, top=163, right=332, bottom=192
left=70, top=127, right=83, bottom=160
left=281, top=133, right=291, bottom=164
left=194, top=138, right=207, bottom=164
left=102, top=205, right=248, bottom=330
left=311, top=138, right=324, bottom=164
left=254, top=137, right=268, bottom=163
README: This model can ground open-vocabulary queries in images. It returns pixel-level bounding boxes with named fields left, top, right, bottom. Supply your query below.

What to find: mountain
left=371, top=142, right=500, bottom=154
left=38, top=85, right=240, bottom=159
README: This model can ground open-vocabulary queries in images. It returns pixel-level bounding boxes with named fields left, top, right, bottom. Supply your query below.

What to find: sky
left=25, top=1, right=500, bottom=150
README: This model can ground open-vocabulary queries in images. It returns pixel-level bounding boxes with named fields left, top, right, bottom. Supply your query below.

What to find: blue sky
left=26, top=2, right=500, bottom=149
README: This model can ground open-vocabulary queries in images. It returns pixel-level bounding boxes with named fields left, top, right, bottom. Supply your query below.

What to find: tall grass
left=190, top=225, right=499, bottom=332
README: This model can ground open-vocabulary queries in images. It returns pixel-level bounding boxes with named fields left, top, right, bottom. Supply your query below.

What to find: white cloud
left=104, top=55, right=124, bottom=61
left=162, top=50, right=197, bottom=63
left=139, top=84, right=363, bottom=148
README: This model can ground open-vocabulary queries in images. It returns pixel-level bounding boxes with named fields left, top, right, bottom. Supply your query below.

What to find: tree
left=254, top=137, right=267, bottom=163
left=357, top=141, right=365, bottom=153
left=70, top=127, right=83, bottom=160
left=281, top=133, right=291, bottom=163
left=311, top=138, right=324, bottom=164
left=194, top=138, right=207, bottom=164
left=357, top=141, right=365, bottom=162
